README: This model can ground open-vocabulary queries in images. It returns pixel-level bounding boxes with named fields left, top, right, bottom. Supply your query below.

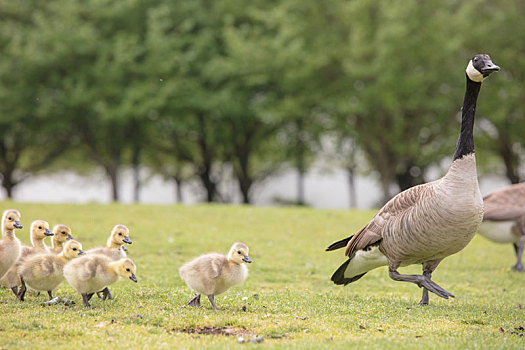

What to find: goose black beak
left=78, top=250, right=86, bottom=256
left=122, top=246, right=128, bottom=252
left=130, top=274, right=138, bottom=282
left=480, top=59, right=500, bottom=77
left=44, top=229, right=54, bottom=236
left=14, top=221, right=23, bottom=229
left=242, top=255, right=252, bottom=263
left=67, top=234, right=74, bottom=240
left=123, top=236, right=132, bottom=244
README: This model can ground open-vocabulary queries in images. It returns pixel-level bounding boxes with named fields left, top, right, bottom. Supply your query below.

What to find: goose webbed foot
left=419, top=270, right=431, bottom=306
left=207, top=294, right=219, bottom=311
left=389, top=270, right=454, bottom=301
left=188, top=294, right=201, bottom=307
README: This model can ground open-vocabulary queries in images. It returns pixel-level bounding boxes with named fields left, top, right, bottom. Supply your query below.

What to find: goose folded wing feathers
left=483, top=184, right=525, bottom=221
left=345, top=183, right=428, bottom=257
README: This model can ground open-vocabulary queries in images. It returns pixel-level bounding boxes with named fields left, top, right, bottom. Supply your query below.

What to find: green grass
left=0, top=201, right=523, bottom=349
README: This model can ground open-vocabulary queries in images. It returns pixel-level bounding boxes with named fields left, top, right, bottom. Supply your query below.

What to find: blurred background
left=0, top=0, right=523, bottom=209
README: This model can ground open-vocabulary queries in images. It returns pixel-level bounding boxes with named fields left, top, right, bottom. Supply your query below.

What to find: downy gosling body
left=0, top=209, right=23, bottom=279
left=3, top=220, right=54, bottom=295
left=327, top=55, right=500, bottom=305
left=179, top=242, right=252, bottom=310
left=63, top=255, right=137, bottom=308
left=50, top=224, right=74, bottom=254
left=478, top=183, right=525, bottom=271
left=86, top=224, right=132, bottom=299
left=17, top=240, right=85, bottom=301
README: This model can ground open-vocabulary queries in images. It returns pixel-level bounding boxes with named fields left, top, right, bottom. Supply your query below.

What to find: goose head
left=52, top=224, right=74, bottom=245
left=227, top=242, right=252, bottom=264
left=2, top=209, right=23, bottom=231
left=62, top=240, right=85, bottom=259
left=114, top=258, right=137, bottom=282
left=108, top=224, right=132, bottom=247
left=30, top=220, right=53, bottom=244
left=466, top=54, right=500, bottom=82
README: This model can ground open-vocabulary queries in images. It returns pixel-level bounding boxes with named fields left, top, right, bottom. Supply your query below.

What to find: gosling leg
left=389, top=269, right=454, bottom=300
left=207, top=294, right=219, bottom=310
left=82, top=293, right=92, bottom=308
left=17, top=277, right=27, bottom=301
left=188, top=294, right=201, bottom=307
left=47, top=291, right=53, bottom=300
left=101, top=287, right=113, bottom=300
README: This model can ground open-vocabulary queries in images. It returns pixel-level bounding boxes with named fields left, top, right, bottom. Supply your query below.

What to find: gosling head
left=30, top=220, right=53, bottom=244
left=466, top=54, right=500, bottom=83
left=2, top=209, right=23, bottom=231
left=227, top=242, right=252, bottom=264
left=114, top=258, right=137, bottom=282
left=62, top=240, right=85, bottom=259
left=109, top=224, right=132, bottom=246
left=52, top=224, right=74, bottom=245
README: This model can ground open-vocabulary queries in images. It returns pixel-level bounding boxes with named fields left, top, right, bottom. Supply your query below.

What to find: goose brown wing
left=344, top=183, right=429, bottom=257
left=483, top=183, right=525, bottom=221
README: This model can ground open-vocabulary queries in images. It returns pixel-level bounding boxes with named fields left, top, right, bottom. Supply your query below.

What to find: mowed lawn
left=0, top=202, right=523, bottom=349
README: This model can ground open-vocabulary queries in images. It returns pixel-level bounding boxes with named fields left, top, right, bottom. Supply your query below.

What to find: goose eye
left=126, top=268, right=130, bottom=272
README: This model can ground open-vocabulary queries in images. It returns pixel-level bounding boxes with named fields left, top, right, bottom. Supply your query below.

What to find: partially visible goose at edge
left=327, top=54, right=500, bottom=305
left=478, top=183, right=525, bottom=271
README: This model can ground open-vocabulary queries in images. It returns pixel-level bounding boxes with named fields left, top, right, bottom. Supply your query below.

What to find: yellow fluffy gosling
left=86, top=224, right=132, bottom=300
left=50, top=224, right=74, bottom=254
left=3, top=220, right=54, bottom=295
left=17, top=240, right=85, bottom=301
left=179, top=242, right=252, bottom=310
left=63, top=255, right=137, bottom=308
left=0, top=209, right=23, bottom=279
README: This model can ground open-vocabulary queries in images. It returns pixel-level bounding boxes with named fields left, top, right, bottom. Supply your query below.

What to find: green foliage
left=0, top=202, right=523, bottom=349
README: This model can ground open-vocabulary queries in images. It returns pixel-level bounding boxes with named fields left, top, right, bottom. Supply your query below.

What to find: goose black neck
left=453, top=74, right=482, bottom=160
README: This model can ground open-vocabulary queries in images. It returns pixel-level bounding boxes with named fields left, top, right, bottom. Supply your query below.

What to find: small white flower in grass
left=168, top=237, right=174, bottom=243
left=242, top=297, right=248, bottom=301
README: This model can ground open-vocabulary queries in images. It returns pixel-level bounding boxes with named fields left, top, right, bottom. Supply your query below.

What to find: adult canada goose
left=0, top=209, right=23, bottom=279
left=86, top=224, right=132, bottom=300
left=50, top=224, right=74, bottom=254
left=17, top=240, right=85, bottom=301
left=327, top=54, right=500, bottom=305
left=63, top=255, right=137, bottom=308
left=478, top=183, right=525, bottom=271
left=2, top=220, right=54, bottom=296
left=179, top=242, right=251, bottom=310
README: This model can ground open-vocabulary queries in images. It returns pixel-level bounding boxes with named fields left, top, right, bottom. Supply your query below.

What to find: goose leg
left=419, top=271, right=432, bottom=306
left=207, top=294, right=219, bottom=310
left=513, top=238, right=525, bottom=272
left=17, top=277, right=27, bottom=301
left=188, top=294, right=201, bottom=307
left=389, top=269, right=454, bottom=300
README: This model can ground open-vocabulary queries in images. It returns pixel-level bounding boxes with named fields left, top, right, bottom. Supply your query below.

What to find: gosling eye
left=73, top=248, right=77, bottom=251
left=118, top=232, right=123, bottom=236
left=38, top=226, right=43, bottom=230
left=237, top=250, right=242, bottom=254
left=8, top=217, right=12, bottom=220
left=62, top=231, right=66, bottom=235
left=126, top=268, right=130, bottom=272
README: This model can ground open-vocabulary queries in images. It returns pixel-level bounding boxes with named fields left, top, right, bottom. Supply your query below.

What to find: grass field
left=0, top=201, right=523, bottom=349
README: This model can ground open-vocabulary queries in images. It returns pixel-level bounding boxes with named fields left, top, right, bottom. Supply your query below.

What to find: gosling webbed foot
left=11, top=286, right=18, bottom=297
left=101, top=287, right=113, bottom=300
left=82, top=293, right=92, bottom=308
left=188, top=294, right=201, bottom=307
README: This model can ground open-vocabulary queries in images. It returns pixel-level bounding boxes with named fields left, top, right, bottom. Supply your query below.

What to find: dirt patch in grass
left=173, top=326, right=252, bottom=337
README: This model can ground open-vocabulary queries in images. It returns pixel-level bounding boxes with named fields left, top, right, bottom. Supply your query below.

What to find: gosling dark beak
left=242, top=255, right=252, bottom=263
left=481, top=59, right=500, bottom=77
left=44, top=229, right=54, bottom=236
left=130, top=274, right=138, bottom=282
left=123, top=236, right=132, bottom=244
left=78, top=250, right=86, bottom=256
left=122, top=246, right=128, bottom=252
left=14, top=221, right=23, bottom=229
left=67, top=234, right=74, bottom=240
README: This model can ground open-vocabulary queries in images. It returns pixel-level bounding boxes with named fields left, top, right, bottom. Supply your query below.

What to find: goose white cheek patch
left=466, top=60, right=485, bottom=82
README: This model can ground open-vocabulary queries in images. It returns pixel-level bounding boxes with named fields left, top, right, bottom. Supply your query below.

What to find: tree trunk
left=174, top=176, right=183, bottom=203
left=1, top=172, right=15, bottom=199
left=395, top=161, right=425, bottom=192
left=132, top=142, right=141, bottom=202
left=196, top=114, right=218, bottom=202
left=346, top=167, right=357, bottom=208
left=499, top=142, right=520, bottom=184
left=105, top=164, right=120, bottom=202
